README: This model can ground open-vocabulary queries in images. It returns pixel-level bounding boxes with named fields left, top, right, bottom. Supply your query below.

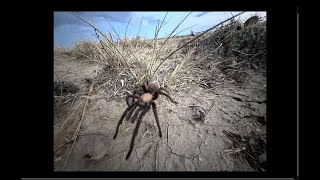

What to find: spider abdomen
left=140, top=93, right=153, bottom=103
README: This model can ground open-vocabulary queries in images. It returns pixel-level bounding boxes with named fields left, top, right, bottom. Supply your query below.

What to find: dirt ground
left=53, top=51, right=267, bottom=171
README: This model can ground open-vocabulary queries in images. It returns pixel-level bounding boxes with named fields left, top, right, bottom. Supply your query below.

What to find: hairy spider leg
left=127, top=90, right=145, bottom=106
left=130, top=105, right=145, bottom=123
left=113, top=101, right=138, bottom=139
left=158, top=91, right=178, bottom=104
left=158, top=87, right=170, bottom=94
left=125, top=102, right=139, bottom=121
left=134, top=90, right=145, bottom=96
left=153, top=91, right=159, bottom=100
left=142, top=83, right=148, bottom=92
left=126, top=93, right=141, bottom=106
left=142, top=78, right=150, bottom=92
left=151, top=102, right=162, bottom=138
left=125, top=93, right=143, bottom=120
left=126, top=105, right=150, bottom=160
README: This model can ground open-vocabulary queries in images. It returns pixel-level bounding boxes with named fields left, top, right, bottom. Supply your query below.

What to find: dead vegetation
left=54, top=12, right=267, bottom=171
left=223, top=129, right=266, bottom=171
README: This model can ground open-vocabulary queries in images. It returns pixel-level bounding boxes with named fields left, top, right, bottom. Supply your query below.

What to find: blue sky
left=54, top=11, right=266, bottom=48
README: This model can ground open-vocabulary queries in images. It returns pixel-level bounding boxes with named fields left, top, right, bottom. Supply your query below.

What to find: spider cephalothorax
left=113, top=79, right=178, bottom=160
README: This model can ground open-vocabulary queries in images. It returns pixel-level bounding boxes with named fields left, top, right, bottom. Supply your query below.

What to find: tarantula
left=113, top=79, right=178, bottom=160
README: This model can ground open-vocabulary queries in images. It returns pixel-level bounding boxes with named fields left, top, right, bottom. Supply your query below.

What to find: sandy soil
left=53, top=51, right=266, bottom=171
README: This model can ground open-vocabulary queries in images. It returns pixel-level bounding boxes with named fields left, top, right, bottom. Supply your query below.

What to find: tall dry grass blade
left=168, top=48, right=196, bottom=84
left=125, top=17, right=132, bottom=40
left=161, top=16, right=172, bottom=29
left=104, top=18, right=131, bottom=58
left=136, top=16, right=144, bottom=37
left=146, top=12, right=168, bottom=80
left=135, top=16, right=144, bottom=49
left=104, top=17, right=138, bottom=64
left=92, top=29, right=110, bottom=61
left=147, top=13, right=192, bottom=80
left=108, top=32, right=114, bottom=43
left=104, top=17, right=122, bottom=45
left=173, top=24, right=198, bottom=37
left=61, top=78, right=95, bottom=171
left=74, top=14, right=138, bottom=81
left=150, top=12, right=192, bottom=78
left=90, top=38, right=109, bottom=64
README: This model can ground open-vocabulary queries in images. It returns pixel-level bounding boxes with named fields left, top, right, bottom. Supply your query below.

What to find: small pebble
left=199, top=156, right=203, bottom=161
